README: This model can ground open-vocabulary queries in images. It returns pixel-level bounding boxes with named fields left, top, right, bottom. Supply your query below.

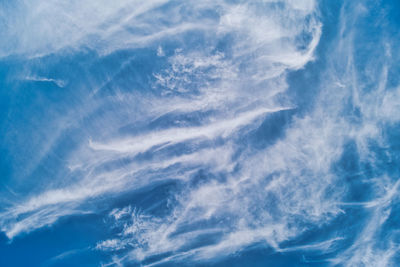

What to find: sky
left=0, top=0, right=400, bottom=266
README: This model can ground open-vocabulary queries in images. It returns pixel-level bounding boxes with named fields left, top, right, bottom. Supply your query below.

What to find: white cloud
left=2, top=0, right=399, bottom=266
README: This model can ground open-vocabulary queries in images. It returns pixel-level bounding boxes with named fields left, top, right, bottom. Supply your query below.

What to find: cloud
left=1, top=0, right=399, bottom=266
left=1, top=0, right=321, bottom=248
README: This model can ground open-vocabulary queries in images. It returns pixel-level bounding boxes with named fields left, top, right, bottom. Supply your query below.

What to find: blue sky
left=1, top=0, right=400, bottom=266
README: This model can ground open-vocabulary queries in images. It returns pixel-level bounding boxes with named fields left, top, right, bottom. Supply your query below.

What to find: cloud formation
left=1, top=0, right=399, bottom=266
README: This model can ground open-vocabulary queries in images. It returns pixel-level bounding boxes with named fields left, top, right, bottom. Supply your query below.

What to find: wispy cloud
left=1, top=0, right=399, bottom=266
